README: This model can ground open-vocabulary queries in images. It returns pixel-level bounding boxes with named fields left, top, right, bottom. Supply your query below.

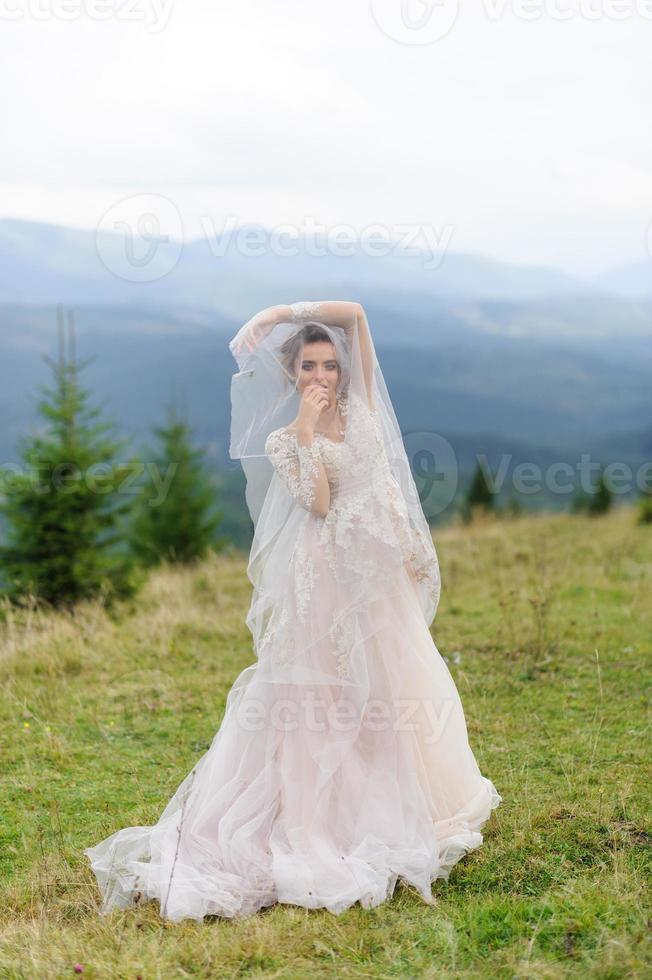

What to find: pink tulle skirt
left=84, top=546, right=500, bottom=922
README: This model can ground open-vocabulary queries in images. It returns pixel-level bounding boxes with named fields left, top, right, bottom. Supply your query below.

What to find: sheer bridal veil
left=228, top=301, right=441, bottom=687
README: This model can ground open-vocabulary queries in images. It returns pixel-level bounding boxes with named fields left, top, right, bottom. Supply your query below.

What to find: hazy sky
left=1, top=0, right=650, bottom=275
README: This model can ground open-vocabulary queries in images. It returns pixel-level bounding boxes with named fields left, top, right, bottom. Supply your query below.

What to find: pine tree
left=129, top=403, right=224, bottom=567
left=462, top=459, right=496, bottom=523
left=638, top=494, right=652, bottom=524
left=587, top=466, right=613, bottom=516
left=570, top=487, right=591, bottom=514
left=638, top=483, right=652, bottom=525
left=0, top=308, right=139, bottom=608
left=637, top=428, right=652, bottom=524
left=572, top=465, right=614, bottom=516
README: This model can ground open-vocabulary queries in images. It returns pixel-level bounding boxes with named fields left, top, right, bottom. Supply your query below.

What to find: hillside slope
left=1, top=507, right=650, bottom=977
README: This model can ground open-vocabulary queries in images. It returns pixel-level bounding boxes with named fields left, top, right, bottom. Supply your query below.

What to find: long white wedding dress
left=84, top=305, right=500, bottom=923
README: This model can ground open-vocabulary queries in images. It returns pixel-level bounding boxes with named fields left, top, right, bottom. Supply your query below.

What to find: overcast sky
left=1, top=0, right=650, bottom=275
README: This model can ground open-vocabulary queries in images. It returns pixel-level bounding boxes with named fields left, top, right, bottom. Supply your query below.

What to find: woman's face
left=294, top=341, right=340, bottom=405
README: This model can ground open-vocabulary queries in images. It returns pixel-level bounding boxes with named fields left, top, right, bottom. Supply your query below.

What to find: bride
left=84, top=300, right=500, bottom=922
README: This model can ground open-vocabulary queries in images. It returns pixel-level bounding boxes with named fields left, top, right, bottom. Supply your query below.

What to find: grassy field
left=1, top=506, right=650, bottom=978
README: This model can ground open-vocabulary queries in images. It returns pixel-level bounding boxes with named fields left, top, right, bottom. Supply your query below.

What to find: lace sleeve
left=287, top=300, right=362, bottom=329
left=288, top=301, right=322, bottom=321
left=265, top=428, right=323, bottom=512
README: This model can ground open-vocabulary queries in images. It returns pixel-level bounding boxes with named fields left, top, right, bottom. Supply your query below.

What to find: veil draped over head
left=228, top=302, right=441, bottom=693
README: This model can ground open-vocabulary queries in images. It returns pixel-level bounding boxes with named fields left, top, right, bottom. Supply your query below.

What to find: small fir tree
left=462, top=459, right=496, bottom=523
left=587, top=467, right=614, bottom=516
left=572, top=465, right=614, bottom=517
left=638, top=484, right=652, bottom=525
left=129, top=404, right=224, bottom=567
left=0, top=308, right=138, bottom=608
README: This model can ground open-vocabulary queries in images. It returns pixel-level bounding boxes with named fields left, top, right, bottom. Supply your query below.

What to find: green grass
left=1, top=507, right=650, bottom=978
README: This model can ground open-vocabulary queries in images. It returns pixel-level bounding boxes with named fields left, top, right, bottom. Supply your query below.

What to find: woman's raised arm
left=231, top=301, right=376, bottom=409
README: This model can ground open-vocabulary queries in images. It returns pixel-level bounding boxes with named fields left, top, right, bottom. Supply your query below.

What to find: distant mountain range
left=1, top=217, right=651, bottom=319
left=0, top=217, right=650, bottom=529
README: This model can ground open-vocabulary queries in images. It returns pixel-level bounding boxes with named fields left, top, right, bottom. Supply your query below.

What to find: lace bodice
left=264, top=427, right=350, bottom=510
left=264, top=390, right=352, bottom=512
left=264, top=391, right=440, bottom=620
left=313, top=433, right=350, bottom=484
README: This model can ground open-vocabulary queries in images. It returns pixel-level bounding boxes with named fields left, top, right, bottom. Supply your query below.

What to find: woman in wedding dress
left=84, top=300, right=500, bottom=922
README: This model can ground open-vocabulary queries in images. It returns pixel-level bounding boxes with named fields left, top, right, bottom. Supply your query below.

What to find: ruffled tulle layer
left=84, top=567, right=501, bottom=923
left=84, top=778, right=499, bottom=922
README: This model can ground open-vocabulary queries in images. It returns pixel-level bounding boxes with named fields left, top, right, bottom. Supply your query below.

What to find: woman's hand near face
left=295, top=383, right=329, bottom=435
left=289, top=383, right=331, bottom=517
